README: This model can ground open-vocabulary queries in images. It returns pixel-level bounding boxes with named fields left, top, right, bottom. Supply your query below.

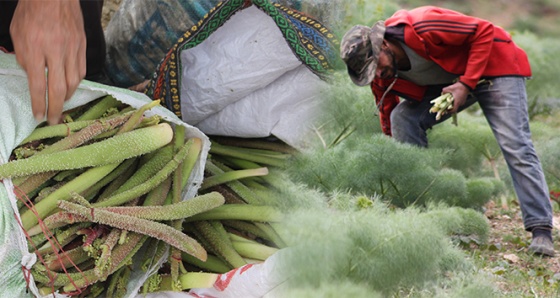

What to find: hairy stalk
left=92, top=137, right=196, bottom=208
left=42, top=112, right=133, bottom=155
left=59, top=197, right=207, bottom=261
left=142, top=176, right=172, bottom=207
left=105, top=144, right=174, bottom=198
left=169, top=126, right=187, bottom=290
left=193, top=221, right=245, bottom=268
left=0, top=123, right=173, bottom=179
left=20, top=162, right=124, bottom=230
left=94, top=229, right=121, bottom=279
left=98, top=192, right=224, bottom=221
left=31, top=232, right=146, bottom=289
left=14, top=113, right=131, bottom=200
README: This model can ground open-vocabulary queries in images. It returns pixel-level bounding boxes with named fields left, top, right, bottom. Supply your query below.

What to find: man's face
left=374, top=47, right=397, bottom=80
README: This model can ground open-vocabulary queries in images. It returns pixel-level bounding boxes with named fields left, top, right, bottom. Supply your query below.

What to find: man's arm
left=10, top=0, right=86, bottom=125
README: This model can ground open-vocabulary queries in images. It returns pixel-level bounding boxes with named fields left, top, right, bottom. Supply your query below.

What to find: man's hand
left=10, top=0, right=86, bottom=125
left=442, top=81, right=470, bottom=114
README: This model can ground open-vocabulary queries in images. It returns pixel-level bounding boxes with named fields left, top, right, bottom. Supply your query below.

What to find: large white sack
left=0, top=53, right=209, bottom=298
left=180, top=6, right=328, bottom=150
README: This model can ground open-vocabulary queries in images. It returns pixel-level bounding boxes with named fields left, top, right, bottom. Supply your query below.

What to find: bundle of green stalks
left=140, top=136, right=294, bottom=294
left=1, top=96, right=289, bottom=297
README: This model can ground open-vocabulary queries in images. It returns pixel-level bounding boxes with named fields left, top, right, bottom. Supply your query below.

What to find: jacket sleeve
left=370, top=81, right=400, bottom=136
left=411, top=7, right=495, bottom=89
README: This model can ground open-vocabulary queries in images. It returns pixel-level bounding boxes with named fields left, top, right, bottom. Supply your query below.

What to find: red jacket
left=372, top=6, right=532, bottom=135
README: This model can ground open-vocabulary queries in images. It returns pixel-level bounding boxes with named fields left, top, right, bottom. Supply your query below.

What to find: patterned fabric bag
left=144, top=0, right=341, bottom=149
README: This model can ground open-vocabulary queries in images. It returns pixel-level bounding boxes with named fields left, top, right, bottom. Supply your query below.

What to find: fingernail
left=34, top=112, right=44, bottom=123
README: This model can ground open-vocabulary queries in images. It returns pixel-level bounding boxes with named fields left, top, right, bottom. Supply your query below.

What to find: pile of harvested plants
left=2, top=96, right=291, bottom=297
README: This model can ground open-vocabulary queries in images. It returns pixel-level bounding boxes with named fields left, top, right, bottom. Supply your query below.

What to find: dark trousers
left=0, top=0, right=106, bottom=82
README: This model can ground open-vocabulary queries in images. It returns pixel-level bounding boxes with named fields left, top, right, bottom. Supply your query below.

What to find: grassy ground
left=468, top=193, right=560, bottom=297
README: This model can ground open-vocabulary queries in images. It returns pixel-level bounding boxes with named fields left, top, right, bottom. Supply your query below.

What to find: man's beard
left=384, top=47, right=399, bottom=78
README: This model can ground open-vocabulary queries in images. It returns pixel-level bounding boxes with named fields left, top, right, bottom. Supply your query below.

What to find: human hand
left=10, top=0, right=86, bottom=125
left=441, top=81, right=470, bottom=114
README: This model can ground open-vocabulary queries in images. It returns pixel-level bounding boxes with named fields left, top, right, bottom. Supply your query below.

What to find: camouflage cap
left=340, top=21, right=386, bottom=86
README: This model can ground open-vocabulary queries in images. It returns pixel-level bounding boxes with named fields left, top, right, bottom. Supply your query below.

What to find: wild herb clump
left=427, top=115, right=501, bottom=178
left=535, top=136, right=560, bottom=191
left=273, top=197, right=494, bottom=296
left=286, top=133, right=497, bottom=209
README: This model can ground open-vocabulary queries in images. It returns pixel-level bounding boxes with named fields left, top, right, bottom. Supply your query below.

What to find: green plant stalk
left=52, top=169, right=84, bottom=182
left=14, top=171, right=56, bottom=200
left=0, top=123, right=174, bottom=179
left=27, top=211, right=86, bottom=236
left=185, top=204, right=284, bottom=223
left=222, top=220, right=273, bottom=243
left=107, top=143, right=174, bottom=198
left=209, top=142, right=286, bottom=168
left=94, top=228, right=121, bottom=279
left=193, top=221, right=245, bottom=268
left=14, top=112, right=130, bottom=197
left=32, top=232, right=147, bottom=289
left=214, top=145, right=291, bottom=159
left=159, top=272, right=219, bottom=291
left=200, top=167, right=269, bottom=191
left=20, top=162, right=123, bottom=230
left=254, top=222, right=287, bottom=249
left=64, top=233, right=149, bottom=292
left=209, top=136, right=296, bottom=154
left=142, top=176, right=172, bottom=207
left=41, top=112, right=133, bottom=155
left=20, top=120, right=95, bottom=144
left=93, top=114, right=161, bottom=140
left=92, top=136, right=195, bottom=208
left=180, top=137, right=203, bottom=190
left=229, top=233, right=279, bottom=261
left=37, top=222, right=91, bottom=256
left=97, top=158, right=139, bottom=201
left=97, top=192, right=224, bottom=221
left=141, top=239, right=169, bottom=273
left=117, top=99, right=161, bottom=134
left=181, top=252, right=231, bottom=274
left=58, top=198, right=207, bottom=261
left=106, top=265, right=132, bottom=298
left=205, top=184, right=246, bottom=205
left=44, top=246, right=91, bottom=271
left=76, top=95, right=122, bottom=121
left=169, top=127, right=186, bottom=290
left=204, top=161, right=263, bottom=205
left=80, top=158, right=137, bottom=201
